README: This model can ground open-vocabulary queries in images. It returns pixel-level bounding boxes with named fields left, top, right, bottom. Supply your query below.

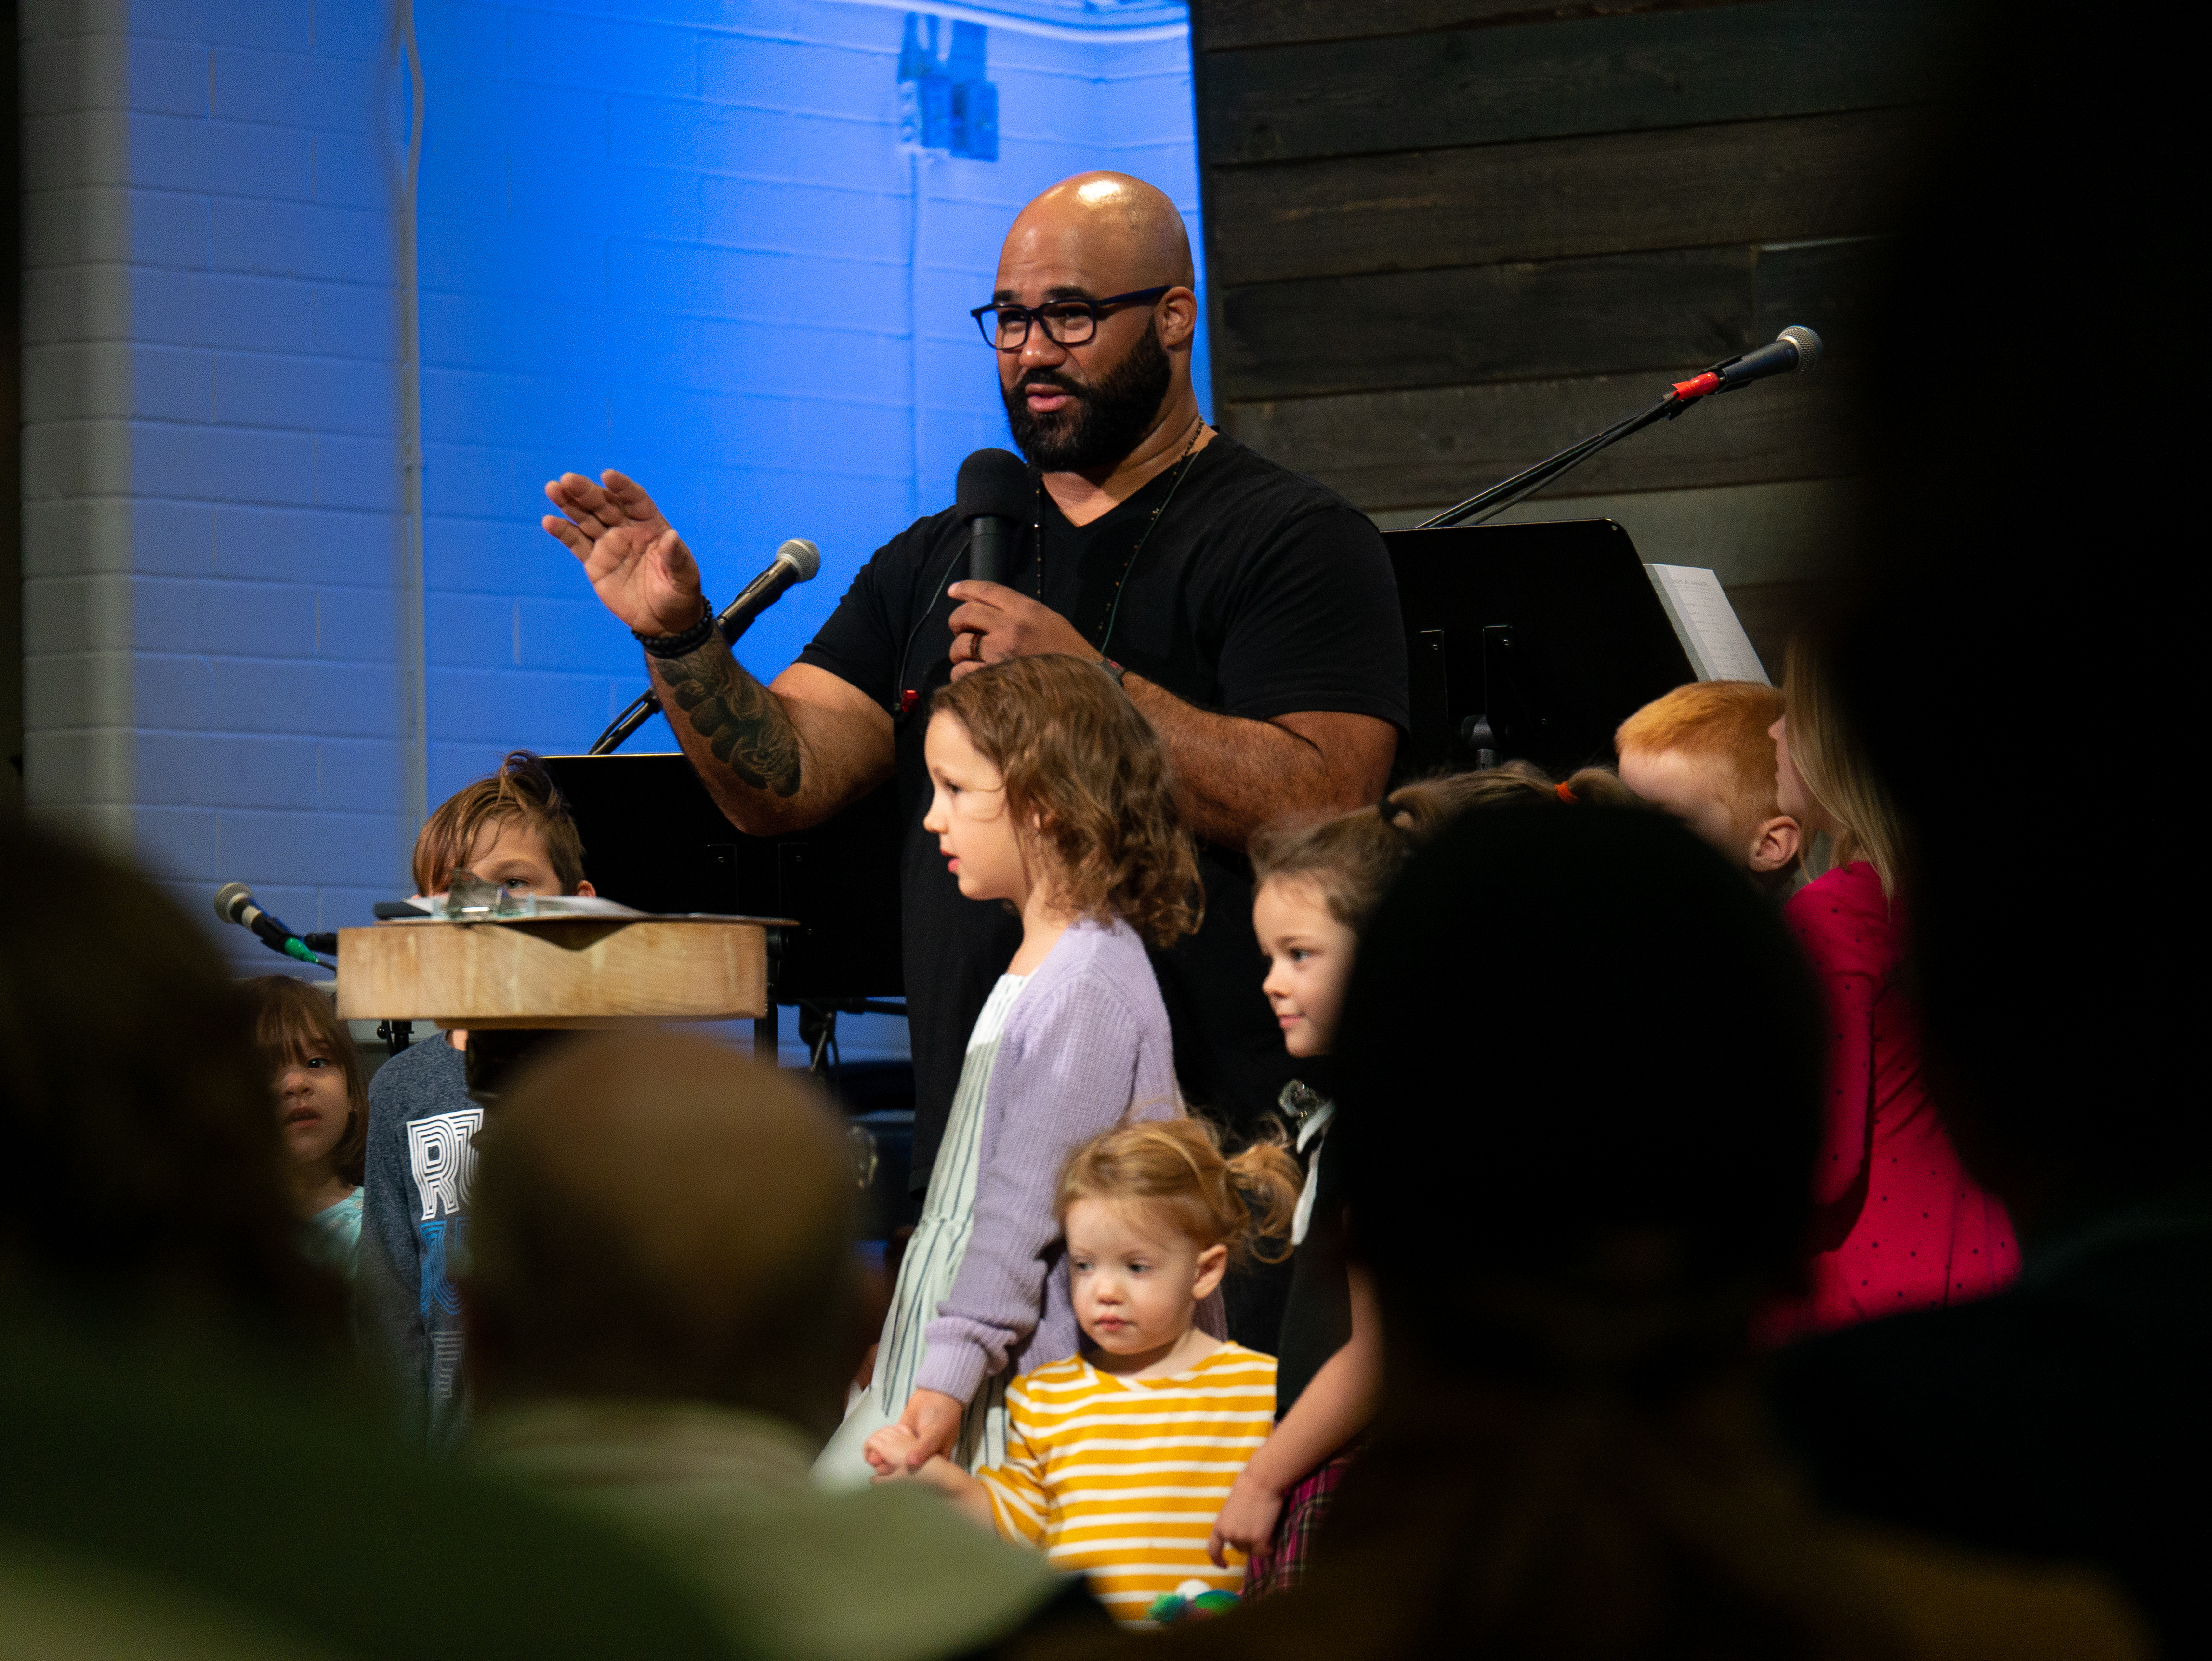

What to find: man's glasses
left=970, top=287, right=1172, bottom=350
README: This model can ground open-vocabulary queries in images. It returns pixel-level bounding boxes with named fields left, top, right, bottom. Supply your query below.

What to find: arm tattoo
left=659, top=644, right=803, bottom=799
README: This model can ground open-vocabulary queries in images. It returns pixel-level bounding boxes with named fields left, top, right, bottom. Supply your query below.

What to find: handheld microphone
left=956, top=448, right=1031, bottom=585
left=213, top=882, right=331, bottom=965
left=1673, top=325, right=1822, bottom=401
left=714, top=537, right=821, bottom=648
left=586, top=537, right=822, bottom=755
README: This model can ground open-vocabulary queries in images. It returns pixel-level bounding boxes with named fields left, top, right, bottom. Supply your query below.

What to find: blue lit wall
left=21, top=0, right=1200, bottom=1006
left=414, top=0, right=1209, bottom=797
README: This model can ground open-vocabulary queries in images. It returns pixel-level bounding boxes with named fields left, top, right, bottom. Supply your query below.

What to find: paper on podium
left=1644, top=564, right=1769, bottom=685
left=414, top=890, right=646, bottom=922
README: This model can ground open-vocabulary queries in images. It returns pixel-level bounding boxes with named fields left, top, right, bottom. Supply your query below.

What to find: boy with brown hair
left=1616, top=681, right=1801, bottom=892
left=409, top=750, right=595, bottom=901
left=358, top=751, right=594, bottom=1452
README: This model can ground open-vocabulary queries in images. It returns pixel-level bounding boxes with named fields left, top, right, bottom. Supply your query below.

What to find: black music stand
left=540, top=754, right=905, bottom=1061
left=1387, top=519, right=1698, bottom=782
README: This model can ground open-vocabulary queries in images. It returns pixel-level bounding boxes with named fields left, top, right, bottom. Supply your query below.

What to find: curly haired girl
left=815, top=654, right=1208, bottom=1486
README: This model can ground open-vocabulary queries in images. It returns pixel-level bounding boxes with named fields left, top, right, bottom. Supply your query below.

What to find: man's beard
left=1001, top=325, right=1173, bottom=472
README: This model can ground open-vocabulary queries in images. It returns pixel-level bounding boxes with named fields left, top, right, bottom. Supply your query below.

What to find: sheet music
left=1645, top=564, right=1770, bottom=685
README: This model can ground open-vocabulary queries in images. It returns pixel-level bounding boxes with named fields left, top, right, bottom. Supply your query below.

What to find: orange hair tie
left=1555, top=781, right=1577, bottom=804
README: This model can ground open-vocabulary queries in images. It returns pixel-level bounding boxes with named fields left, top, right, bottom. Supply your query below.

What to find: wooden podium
left=334, top=913, right=784, bottom=1101
left=334, top=914, right=778, bottom=1029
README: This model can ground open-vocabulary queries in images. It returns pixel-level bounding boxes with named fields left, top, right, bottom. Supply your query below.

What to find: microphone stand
left=586, top=595, right=764, bottom=756
left=1414, top=337, right=1796, bottom=531
left=1416, top=390, right=1691, bottom=530
left=590, top=685, right=662, bottom=756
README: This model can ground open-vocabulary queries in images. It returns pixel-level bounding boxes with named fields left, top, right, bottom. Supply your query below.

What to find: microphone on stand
left=713, top=537, right=824, bottom=647
left=956, top=448, right=1031, bottom=586
left=1671, top=325, right=1822, bottom=402
left=588, top=537, right=823, bottom=755
left=213, top=882, right=333, bottom=965
left=1421, top=324, right=1826, bottom=529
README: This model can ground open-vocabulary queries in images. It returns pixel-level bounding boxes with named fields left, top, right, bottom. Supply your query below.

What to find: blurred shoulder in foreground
left=462, top=1029, right=1098, bottom=1661
left=0, top=811, right=738, bottom=1660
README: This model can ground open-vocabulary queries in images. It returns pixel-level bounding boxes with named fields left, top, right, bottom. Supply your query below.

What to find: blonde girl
left=1767, top=638, right=2014, bottom=1332
left=878, top=1117, right=1301, bottom=1625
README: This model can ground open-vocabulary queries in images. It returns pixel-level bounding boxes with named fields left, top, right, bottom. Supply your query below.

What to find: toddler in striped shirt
left=869, top=1118, right=1300, bottom=1625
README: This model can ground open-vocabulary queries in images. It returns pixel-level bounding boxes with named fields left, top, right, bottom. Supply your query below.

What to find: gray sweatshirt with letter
left=356, top=1035, right=475, bottom=1455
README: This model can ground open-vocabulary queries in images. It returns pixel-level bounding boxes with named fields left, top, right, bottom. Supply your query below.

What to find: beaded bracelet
left=634, top=601, right=717, bottom=659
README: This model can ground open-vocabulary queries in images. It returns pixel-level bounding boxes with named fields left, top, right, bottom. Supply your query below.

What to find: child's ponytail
left=1224, top=1132, right=1303, bottom=1263
left=1058, top=1117, right=1304, bottom=1268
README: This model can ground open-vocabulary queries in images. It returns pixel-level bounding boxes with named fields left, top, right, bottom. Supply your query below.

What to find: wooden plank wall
left=1190, top=0, right=1953, bottom=668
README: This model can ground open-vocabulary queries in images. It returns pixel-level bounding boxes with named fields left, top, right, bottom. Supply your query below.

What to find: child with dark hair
left=357, top=750, right=596, bottom=1452
left=241, top=976, right=369, bottom=1279
left=874, top=1116, right=1301, bottom=1624
left=816, top=655, right=1208, bottom=1487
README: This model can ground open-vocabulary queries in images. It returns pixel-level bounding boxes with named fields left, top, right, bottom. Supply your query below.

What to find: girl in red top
left=1767, top=641, right=2016, bottom=1335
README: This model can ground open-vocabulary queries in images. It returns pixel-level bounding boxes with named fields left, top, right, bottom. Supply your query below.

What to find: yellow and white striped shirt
left=976, top=1342, right=1277, bottom=1625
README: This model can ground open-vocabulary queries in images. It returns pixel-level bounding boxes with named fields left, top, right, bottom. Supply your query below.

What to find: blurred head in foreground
left=464, top=1031, right=863, bottom=1441
left=1832, top=32, right=2201, bottom=1227
left=1337, top=804, right=1824, bottom=1384
left=0, top=813, right=334, bottom=1342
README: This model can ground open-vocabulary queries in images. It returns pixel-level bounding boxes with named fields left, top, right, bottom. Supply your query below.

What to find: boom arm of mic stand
left=590, top=687, right=661, bottom=755
left=1416, top=390, right=1690, bottom=531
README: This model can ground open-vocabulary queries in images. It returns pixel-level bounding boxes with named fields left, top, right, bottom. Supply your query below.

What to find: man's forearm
left=1123, top=677, right=1381, bottom=851
left=648, top=637, right=806, bottom=829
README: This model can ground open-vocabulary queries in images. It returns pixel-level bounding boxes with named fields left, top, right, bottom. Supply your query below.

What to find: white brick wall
left=20, top=0, right=414, bottom=975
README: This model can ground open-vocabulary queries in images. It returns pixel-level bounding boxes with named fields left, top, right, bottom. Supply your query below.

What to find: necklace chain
left=1033, top=415, right=1206, bottom=657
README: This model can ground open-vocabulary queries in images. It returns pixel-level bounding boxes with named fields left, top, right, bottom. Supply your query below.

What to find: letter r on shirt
left=407, top=1108, right=483, bottom=1221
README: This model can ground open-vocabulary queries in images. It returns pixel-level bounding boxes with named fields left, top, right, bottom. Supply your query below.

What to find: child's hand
left=864, top=1423, right=923, bottom=1477
left=887, top=1387, right=965, bottom=1471
left=1206, top=1468, right=1284, bottom=1567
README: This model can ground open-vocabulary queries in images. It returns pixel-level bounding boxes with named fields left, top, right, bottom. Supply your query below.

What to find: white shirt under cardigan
left=912, top=914, right=1225, bottom=1405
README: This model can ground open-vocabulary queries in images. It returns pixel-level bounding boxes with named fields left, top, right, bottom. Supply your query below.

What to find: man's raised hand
left=542, top=470, right=705, bottom=637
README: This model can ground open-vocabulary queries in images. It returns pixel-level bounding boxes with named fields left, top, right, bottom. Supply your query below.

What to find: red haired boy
left=1616, top=681, right=1800, bottom=894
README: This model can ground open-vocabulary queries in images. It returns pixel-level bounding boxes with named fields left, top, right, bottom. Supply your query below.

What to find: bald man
left=543, top=173, right=1408, bottom=1270
left=463, top=1032, right=1092, bottom=1661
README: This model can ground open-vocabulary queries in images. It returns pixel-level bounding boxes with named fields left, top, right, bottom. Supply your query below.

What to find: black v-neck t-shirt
left=798, top=434, right=1409, bottom=1187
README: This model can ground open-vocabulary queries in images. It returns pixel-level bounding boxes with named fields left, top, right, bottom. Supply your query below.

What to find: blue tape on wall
left=898, top=15, right=999, bottom=159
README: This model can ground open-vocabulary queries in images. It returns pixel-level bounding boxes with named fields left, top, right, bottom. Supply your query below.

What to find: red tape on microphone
left=1672, top=371, right=1723, bottom=401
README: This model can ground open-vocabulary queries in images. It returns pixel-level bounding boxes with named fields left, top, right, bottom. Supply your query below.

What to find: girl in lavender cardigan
left=813, top=655, right=1211, bottom=1489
